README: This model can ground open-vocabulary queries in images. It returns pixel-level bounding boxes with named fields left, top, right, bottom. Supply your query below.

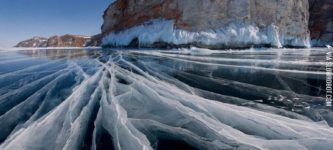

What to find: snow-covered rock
left=102, top=0, right=311, bottom=48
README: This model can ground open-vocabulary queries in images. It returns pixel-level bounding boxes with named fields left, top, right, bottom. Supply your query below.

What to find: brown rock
left=309, top=0, right=333, bottom=46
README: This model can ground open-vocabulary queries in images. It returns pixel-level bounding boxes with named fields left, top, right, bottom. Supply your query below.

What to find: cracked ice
left=0, top=48, right=333, bottom=150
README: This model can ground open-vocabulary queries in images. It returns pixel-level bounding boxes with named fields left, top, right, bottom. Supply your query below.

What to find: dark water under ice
left=0, top=48, right=332, bottom=150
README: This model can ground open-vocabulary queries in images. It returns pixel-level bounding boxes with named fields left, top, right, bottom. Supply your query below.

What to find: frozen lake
left=0, top=48, right=332, bottom=150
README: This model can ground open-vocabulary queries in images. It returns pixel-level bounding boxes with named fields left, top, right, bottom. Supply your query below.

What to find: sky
left=0, top=0, right=111, bottom=48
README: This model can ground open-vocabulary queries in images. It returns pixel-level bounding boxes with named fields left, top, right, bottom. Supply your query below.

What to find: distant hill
left=15, top=34, right=102, bottom=48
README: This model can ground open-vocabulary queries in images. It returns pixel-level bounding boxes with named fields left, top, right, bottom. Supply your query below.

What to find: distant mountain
left=15, top=37, right=48, bottom=47
left=15, top=34, right=102, bottom=48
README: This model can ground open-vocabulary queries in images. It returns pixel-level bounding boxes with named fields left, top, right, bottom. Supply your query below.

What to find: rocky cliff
left=101, top=0, right=310, bottom=49
left=15, top=34, right=98, bottom=48
left=309, top=0, right=333, bottom=46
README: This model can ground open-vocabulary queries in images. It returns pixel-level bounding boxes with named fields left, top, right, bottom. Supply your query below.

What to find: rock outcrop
left=309, top=0, right=333, bottom=46
left=101, top=0, right=310, bottom=49
left=15, top=34, right=98, bottom=48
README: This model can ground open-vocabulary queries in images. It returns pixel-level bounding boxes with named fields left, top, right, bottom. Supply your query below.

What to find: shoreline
left=0, top=46, right=101, bottom=51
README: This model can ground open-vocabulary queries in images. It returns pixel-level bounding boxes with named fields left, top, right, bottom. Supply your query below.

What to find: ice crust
left=103, top=19, right=311, bottom=48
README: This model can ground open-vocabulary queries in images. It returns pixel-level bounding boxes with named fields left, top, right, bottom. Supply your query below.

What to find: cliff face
left=16, top=35, right=96, bottom=48
left=309, top=0, right=333, bottom=46
left=102, top=0, right=310, bottom=48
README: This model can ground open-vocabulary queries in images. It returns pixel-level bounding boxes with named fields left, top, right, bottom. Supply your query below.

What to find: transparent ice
left=0, top=48, right=332, bottom=150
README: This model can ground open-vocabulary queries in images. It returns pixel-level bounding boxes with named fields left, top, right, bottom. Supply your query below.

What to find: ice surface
left=103, top=19, right=311, bottom=48
left=0, top=48, right=332, bottom=150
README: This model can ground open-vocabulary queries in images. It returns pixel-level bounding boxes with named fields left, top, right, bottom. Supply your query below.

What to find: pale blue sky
left=0, top=0, right=111, bottom=48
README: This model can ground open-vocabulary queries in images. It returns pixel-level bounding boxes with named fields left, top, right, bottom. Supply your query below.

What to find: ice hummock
left=102, top=19, right=311, bottom=48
